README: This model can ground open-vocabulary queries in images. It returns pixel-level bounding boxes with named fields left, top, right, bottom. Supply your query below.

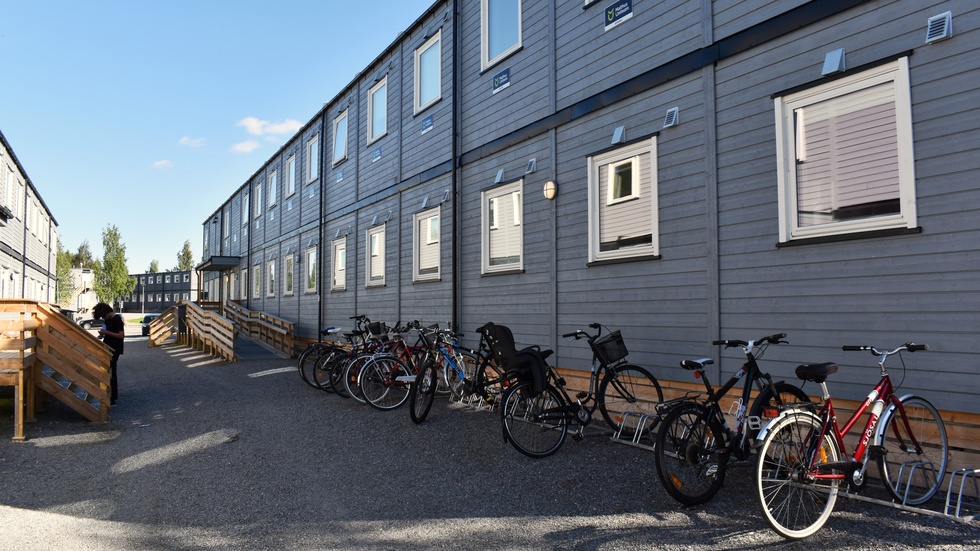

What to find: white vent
left=663, top=107, right=679, bottom=129
left=926, top=12, right=952, bottom=44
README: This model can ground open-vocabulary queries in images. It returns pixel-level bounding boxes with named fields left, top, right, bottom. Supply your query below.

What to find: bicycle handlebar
left=562, top=323, right=605, bottom=341
left=842, top=342, right=929, bottom=355
left=712, top=333, right=787, bottom=348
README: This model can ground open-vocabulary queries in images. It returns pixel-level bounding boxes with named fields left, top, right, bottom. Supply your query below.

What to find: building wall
left=199, top=0, right=980, bottom=413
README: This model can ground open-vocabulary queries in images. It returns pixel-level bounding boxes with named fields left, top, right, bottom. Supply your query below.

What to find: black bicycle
left=653, top=333, right=811, bottom=505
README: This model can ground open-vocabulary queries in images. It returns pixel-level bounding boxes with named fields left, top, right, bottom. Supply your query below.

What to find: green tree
left=147, top=260, right=160, bottom=273
left=92, top=225, right=136, bottom=304
left=177, top=240, right=194, bottom=271
left=55, top=240, right=75, bottom=305
left=72, top=240, right=97, bottom=269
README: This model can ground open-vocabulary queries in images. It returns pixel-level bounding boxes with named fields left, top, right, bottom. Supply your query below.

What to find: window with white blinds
left=366, top=225, right=386, bottom=286
left=332, top=238, right=346, bottom=291
left=414, top=207, right=441, bottom=281
left=588, top=137, right=659, bottom=262
left=482, top=181, right=523, bottom=273
left=776, top=57, right=917, bottom=242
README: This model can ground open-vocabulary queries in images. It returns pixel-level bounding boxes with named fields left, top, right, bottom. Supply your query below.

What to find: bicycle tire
left=311, top=348, right=344, bottom=392
left=360, top=356, right=413, bottom=411
left=597, top=364, right=663, bottom=436
left=876, top=395, right=948, bottom=506
left=500, top=381, right=568, bottom=458
left=444, top=348, right=478, bottom=400
left=756, top=411, right=840, bottom=539
left=298, top=344, right=329, bottom=388
left=342, top=355, right=371, bottom=404
left=748, top=381, right=811, bottom=437
left=409, top=359, right=439, bottom=424
left=654, top=402, right=727, bottom=506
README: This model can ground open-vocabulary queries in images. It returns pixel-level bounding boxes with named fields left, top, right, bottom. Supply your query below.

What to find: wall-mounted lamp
left=543, top=180, right=558, bottom=200
left=211, top=216, right=218, bottom=224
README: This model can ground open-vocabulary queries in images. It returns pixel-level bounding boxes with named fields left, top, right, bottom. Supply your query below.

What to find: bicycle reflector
left=763, top=407, right=780, bottom=419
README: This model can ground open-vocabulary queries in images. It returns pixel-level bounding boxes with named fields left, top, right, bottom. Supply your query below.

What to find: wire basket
left=591, top=330, right=628, bottom=366
left=367, top=321, right=386, bottom=337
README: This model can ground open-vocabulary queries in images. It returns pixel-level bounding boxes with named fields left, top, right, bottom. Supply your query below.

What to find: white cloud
left=231, top=140, right=260, bottom=154
left=152, top=160, right=173, bottom=170
left=178, top=136, right=206, bottom=148
left=236, top=117, right=302, bottom=136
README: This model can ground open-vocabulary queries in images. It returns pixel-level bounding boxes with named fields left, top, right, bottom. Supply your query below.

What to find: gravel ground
left=1, top=331, right=978, bottom=550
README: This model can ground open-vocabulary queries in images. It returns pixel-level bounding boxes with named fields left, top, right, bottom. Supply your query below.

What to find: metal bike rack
left=945, top=468, right=980, bottom=520
left=610, top=411, right=658, bottom=451
left=449, top=390, right=499, bottom=412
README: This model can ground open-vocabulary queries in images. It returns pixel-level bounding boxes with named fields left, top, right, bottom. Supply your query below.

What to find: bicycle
left=297, top=326, right=343, bottom=390
left=654, top=333, right=811, bottom=506
left=408, top=324, right=505, bottom=424
left=359, top=321, right=436, bottom=411
left=496, top=322, right=664, bottom=458
left=755, top=342, right=948, bottom=539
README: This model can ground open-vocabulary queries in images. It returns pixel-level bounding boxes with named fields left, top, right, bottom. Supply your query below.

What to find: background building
left=122, top=270, right=198, bottom=313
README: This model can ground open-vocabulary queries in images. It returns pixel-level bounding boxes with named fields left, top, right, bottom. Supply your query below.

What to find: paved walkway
left=0, top=328, right=978, bottom=550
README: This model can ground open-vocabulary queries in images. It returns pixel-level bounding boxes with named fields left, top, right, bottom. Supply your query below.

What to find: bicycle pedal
left=868, top=445, right=886, bottom=460
left=575, top=391, right=588, bottom=400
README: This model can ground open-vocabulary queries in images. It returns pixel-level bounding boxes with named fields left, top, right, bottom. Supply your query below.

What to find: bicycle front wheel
left=360, top=357, right=413, bottom=411
left=597, top=364, right=663, bottom=436
left=756, top=412, right=840, bottom=539
left=877, top=395, right=948, bottom=506
left=311, top=348, right=342, bottom=392
left=500, top=381, right=568, bottom=458
left=409, top=359, right=439, bottom=424
left=654, top=402, right=727, bottom=506
left=342, top=355, right=371, bottom=403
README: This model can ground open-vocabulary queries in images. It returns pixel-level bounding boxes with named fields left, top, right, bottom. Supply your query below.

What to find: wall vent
left=926, top=12, right=953, bottom=44
left=663, top=107, right=679, bottom=129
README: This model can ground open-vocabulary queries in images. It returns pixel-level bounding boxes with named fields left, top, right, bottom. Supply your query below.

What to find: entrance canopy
left=195, top=255, right=241, bottom=272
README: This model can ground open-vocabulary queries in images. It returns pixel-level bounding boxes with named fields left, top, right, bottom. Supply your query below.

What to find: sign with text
left=421, top=115, right=433, bottom=135
left=492, top=68, right=511, bottom=94
left=604, top=0, right=633, bottom=31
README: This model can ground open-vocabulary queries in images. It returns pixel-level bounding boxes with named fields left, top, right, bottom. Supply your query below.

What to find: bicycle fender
left=873, top=393, right=915, bottom=446
left=753, top=408, right=822, bottom=446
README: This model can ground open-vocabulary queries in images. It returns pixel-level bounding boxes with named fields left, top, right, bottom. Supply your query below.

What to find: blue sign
left=604, top=0, right=633, bottom=31
left=336, top=168, right=344, bottom=183
left=492, top=68, right=511, bottom=94
left=372, top=147, right=382, bottom=163
left=421, top=115, right=433, bottom=135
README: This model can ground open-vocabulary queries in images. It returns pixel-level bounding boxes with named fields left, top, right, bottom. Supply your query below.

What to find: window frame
left=414, top=30, right=442, bottom=114
left=775, top=57, right=917, bottom=243
left=365, top=224, right=386, bottom=287
left=253, top=183, right=263, bottom=219
left=305, top=247, right=317, bottom=293
left=587, top=137, right=660, bottom=263
left=413, top=207, right=441, bottom=282
left=367, top=76, right=388, bottom=144
left=333, top=110, right=348, bottom=165
left=307, top=135, right=319, bottom=183
left=481, top=180, right=523, bottom=274
left=331, top=237, right=347, bottom=291
left=267, top=260, right=276, bottom=297
left=252, top=264, right=261, bottom=299
left=286, top=155, right=296, bottom=197
left=241, top=193, right=249, bottom=226
left=268, top=170, right=278, bottom=208
left=284, top=255, right=294, bottom=296
left=480, top=0, right=522, bottom=71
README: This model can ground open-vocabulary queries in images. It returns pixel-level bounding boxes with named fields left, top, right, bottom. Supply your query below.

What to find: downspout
left=451, top=0, right=460, bottom=332
left=317, top=116, right=326, bottom=342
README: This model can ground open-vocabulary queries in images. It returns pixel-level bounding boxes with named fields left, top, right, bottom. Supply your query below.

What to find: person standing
left=93, top=302, right=124, bottom=406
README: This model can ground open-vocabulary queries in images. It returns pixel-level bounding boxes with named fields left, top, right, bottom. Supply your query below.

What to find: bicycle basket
left=591, top=330, right=628, bottom=366
left=367, top=321, right=386, bottom=337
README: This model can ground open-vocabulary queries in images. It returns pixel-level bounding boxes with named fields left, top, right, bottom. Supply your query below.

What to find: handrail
left=223, top=301, right=296, bottom=358
left=182, top=301, right=235, bottom=361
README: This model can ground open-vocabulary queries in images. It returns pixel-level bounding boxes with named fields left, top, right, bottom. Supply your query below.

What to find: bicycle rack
left=896, top=459, right=938, bottom=505
left=945, top=468, right=980, bottom=520
left=610, top=411, right=658, bottom=451
left=449, top=390, right=499, bottom=412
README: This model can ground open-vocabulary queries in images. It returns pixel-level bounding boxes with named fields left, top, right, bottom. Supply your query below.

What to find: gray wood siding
left=358, top=55, right=403, bottom=200
left=323, top=216, right=356, bottom=332
left=712, top=0, right=809, bottom=42
left=555, top=0, right=702, bottom=109
left=301, top=125, right=324, bottom=228
left=711, top=0, right=980, bottom=412
left=354, top=198, right=401, bottom=324
left=459, top=0, right=554, bottom=152
left=325, top=94, right=359, bottom=216
left=398, top=176, right=453, bottom=326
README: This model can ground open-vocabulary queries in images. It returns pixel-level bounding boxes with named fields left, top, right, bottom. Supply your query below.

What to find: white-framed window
left=481, top=180, right=523, bottom=274
left=365, top=225, right=386, bottom=287
left=414, top=30, right=441, bottom=113
left=331, top=237, right=347, bottom=291
left=241, top=267, right=249, bottom=300
left=223, top=212, right=230, bottom=238
left=481, top=0, right=522, bottom=71
left=242, top=193, right=249, bottom=226
left=156, top=293, right=162, bottom=302
left=253, top=183, right=263, bottom=218
left=183, top=274, right=190, bottom=283
left=368, top=77, right=387, bottom=143
left=165, top=293, right=171, bottom=302
left=307, top=135, right=319, bottom=182
left=286, top=155, right=296, bottom=197
left=165, top=275, right=171, bottom=284
left=587, top=137, right=659, bottom=262
left=157, top=276, right=162, bottom=284
left=284, top=255, right=294, bottom=296
left=182, top=292, right=189, bottom=301
left=268, top=170, right=277, bottom=207
left=252, top=265, right=261, bottom=299
left=267, top=260, right=276, bottom=297
left=305, top=247, right=317, bottom=293
left=413, top=207, right=440, bottom=282
left=775, top=57, right=917, bottom=243
left=140, top=276, right=145, bottom=284
left=333, top=110, right=348, bottom=165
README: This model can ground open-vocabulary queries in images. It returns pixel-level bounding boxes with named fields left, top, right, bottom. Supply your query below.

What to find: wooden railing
left=147, top=306, right=178, bottom=346
left=223, top=301, right=296, bottom=358
left=183, top=301, right=235, bottom=361
left=0, top=300, right=111, bottom=440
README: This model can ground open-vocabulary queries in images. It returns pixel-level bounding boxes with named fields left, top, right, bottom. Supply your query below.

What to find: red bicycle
left=755, top=342, right=949, bottom=539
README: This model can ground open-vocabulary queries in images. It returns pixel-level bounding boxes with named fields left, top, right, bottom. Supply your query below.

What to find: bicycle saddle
left=794, top=362, right=838, bottom=383
left=681, top=358, right=714, bottom=371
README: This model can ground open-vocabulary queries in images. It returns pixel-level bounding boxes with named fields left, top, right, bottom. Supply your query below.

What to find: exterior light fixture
left=543, top=180, right=558, bottom=200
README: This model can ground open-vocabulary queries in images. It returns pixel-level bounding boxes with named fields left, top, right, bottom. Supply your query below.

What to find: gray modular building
left=199, top=0, right=980, bottom=414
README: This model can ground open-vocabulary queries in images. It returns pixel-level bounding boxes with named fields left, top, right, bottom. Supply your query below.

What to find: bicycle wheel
left=877, top=395, right=948, bottom=506
left=445, top=349, right=478, bottom=399
left=342, top=355, right=371, bottom=404
left=311, top=348, right=344, bottom=392
left=360, top=356, right=413, bottom=411
left=500, top=381, right=568, bottom=458
left=409, top=359, right=439, bottom=424
left=654, top=402, right=727, bottom=506
left=756, top=412, right=840, bottom=539
left=597, top=364, right=663, bottom=435
left=298, top=344, right=330, bottom=388
left=749, top=381, right=811, bottom=437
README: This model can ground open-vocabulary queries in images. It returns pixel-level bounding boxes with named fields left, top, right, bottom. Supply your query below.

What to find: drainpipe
left=451, top=0, right=460, bottom=333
